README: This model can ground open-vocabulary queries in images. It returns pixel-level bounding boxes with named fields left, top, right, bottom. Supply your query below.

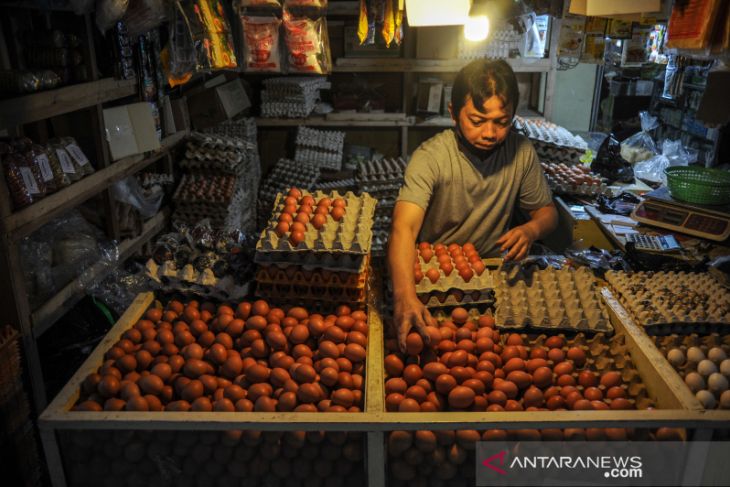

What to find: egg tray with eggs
left=173, top=174, right=238, bottom=206
left=255, top=274, right=370, bottom=308
left=413, top=243, right=493, bottom=294
left=145, top=260, right=251, bottom=302
left=605, top=271, right=730, bottom=335
left=258, top=159, right=321, bottom=208
left=515, top=117, right=588, bottom=150
left=256, top=256, right=370, bottom=289
left=653, top=334, right=730, bottom=410
left=383, top=306, right=653, bottom=415
left=255, top=190, right=376, bottom=271
left=72, top=297, right=369, bottom=415
left=494, top=266, right=613, bottom=334
left=59, top=428, right=368, bottom=487
left=541, top=161, right=610, bottom=197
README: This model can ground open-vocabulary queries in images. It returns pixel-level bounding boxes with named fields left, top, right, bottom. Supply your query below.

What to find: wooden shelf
left=31, top=210, right=168, bottom=339
left=333, top=57, right=552, bottom=73
left=256, top=116, right=413, bottom=127
left=2, top=131, right=184, bottom=241
left=327, top=1, right=358, bottom=15
left=0, top=78, right=137, bottom=129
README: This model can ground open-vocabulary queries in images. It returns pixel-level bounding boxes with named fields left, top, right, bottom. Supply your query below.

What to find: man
left=388, top=59, right=558, bottom=350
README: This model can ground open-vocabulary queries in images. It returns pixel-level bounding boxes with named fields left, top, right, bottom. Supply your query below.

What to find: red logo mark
left=482, top=450, right=508, bottom=475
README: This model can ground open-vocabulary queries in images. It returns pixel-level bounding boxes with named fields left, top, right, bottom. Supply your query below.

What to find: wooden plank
left=365, top=277, right=385, bottom=414
left=39, top=427, right=67, bottom=487
left=3, top=132, right=184, bottom=240
left=31, top=210, right=168, bottom=338
left=367, top=432, right=386, bottom=487
left=0, top=78, right=137, bottom=129
left=333, top=58, right=552, bottom=73
left=256, top=116, right=411, bottom=127
left=601, top=288, right=703, bottom=411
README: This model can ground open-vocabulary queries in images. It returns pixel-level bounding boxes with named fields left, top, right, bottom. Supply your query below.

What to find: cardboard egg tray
left=294, top=126, right=345, bottom=171
left=605, top=271, right=730, bottom=335
left=256, top=255, right=370, bottom=288
left=652, top=333, right=730, bottom=410
left=260, top=77, right=329, bottom=118
left=255, top=190, right=376, bottom=271
left=416, top=261, right=494, bottom=295
left=542, top=162, right=610, bottom=197
left=356, top=157, right=406, bottom=192
left=515, top=116, right=588, bottom=150
left=316, top=177, right=357, bottom=191
left=420, top=289, right=496, bottom=308
left=258, top=159, right=320, bottom=226
left=173, top=174, right=237, bottom=204
left=256, top=280, right=368, bottom=306
left=145, top=259, right=251, bottom=301
left=495, top=267, right=613, bottom=333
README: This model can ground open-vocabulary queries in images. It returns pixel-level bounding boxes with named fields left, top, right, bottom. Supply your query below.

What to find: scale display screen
left=632, top=200, right=730, bottom=241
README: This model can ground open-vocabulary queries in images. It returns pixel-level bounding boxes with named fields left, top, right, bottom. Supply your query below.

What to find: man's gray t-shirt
left=397, top=129, right=553, bottom=257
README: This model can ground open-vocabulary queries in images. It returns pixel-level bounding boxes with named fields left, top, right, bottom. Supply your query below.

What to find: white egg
left=720, top=390, right=730, bottom=410
left=708, top=373, right=729, bottom=395
left=697, top=359, right=718, bottom=377
left=708, top=347, right=727, bottom=364
left=685, top=372, right=705, bottom=393
left=696, top=390, right=716, bottom=409
left=720, top=359, right=730, bottom=377
left=667, top=349, right=685, bottom=367
left=686, top=346, right=705, bottom=364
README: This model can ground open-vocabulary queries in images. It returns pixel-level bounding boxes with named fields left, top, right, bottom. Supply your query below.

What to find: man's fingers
left=397, top=319, right=411, bottom=353
left=423, top=307, right=437, bottom=327
left=500, top=233, right=519, bottom=253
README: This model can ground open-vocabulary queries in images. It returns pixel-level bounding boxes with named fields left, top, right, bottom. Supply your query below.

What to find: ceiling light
left=405, top=0, right=472, bottom=26
left=464, top=15, right=490, bottom=42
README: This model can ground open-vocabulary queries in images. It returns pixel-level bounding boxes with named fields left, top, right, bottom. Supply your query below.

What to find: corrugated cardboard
left=569, top=0, right=661, bottom=17
left=187, top=78, right=251, bottom=130
left=103, top=102, right=161, bottom=161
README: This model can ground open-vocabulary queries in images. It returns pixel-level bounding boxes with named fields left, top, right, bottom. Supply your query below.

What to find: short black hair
left=451, top=59, right=519, bottom=118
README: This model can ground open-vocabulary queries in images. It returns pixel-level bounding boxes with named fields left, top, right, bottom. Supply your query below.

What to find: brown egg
left=332, top=389, right=355, bottom=408
left=138, top=375, right=164, bottom=396
left=119, top=382, right=141, bottom=401
left=191, top=397, right=213, bottom=412
left=319, top=341, right=340, bottom=359
left=523, top=386, right=544, bottom=408
left=385, top=377, right=408, bottom=395
left=248, top=383, right=274, bottom=402
left=435, top=374, right=457, bottom=395
left=494, top=379, right=519, bottom=398
left=344, top=343, right=366, bottom=363
left=506, top=371, right=531, bottom=390
left=403, top=365, right=423, bottom=386
left=125, top=396, right=149, bottom=411
left=398, top=398, right=421, bottom=412
left=584, top=386, right=603, bottom=401
left=104, top=398, right=126, bottom=411
left=297, top=383, right=321, bottom=403
left=578, top=370, right=598, bottom=388
left=553, top=361, right=574, bottom=377
left=532, top=367, right=553, bottom=388
left=600, top=371, right=622, bottom=389
left=606, top=386, right=626, bottom=399
left=487, top=390, right=507, bottom=406
left=405, top=333, right=424, bottom=356
left=566, top=347, right=586, bottom=367
left=450, top=366, right=472, bottom=384
left=503, top=357, right=526, bottom=374
left=293, top=364, right=317, bottom=384
left=450, top=308, right=469, bottom=324
left=548, top=348, right=565, bottom=363
left=546, top=395, right=565, bottom=410
left=610, top=397, right=631, bottom=410
left=97, top=375, right=121, bottom=398
left=557, top=374, right=576, bottom=387
left=544, top=336, right=564, bottom=349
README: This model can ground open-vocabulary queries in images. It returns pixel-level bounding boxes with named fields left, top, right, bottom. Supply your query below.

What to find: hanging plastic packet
left=241, top=16, right=282, bottom=73
left=620, top=111, right=659, bottom=164
left=357, top=0, right=368, bottom=44
left=282, top=8, right=331, bottom=74
left=164, top=0, right=211, bottom=87
left=95, top=0, right=129, bottom=33
left=196, top=0, right=237, bottom=70
left=394, top=0, right=404, bottom=45
left=61, top=137, right=95, bottom=176
left=382, top=0, right=394, bottom=47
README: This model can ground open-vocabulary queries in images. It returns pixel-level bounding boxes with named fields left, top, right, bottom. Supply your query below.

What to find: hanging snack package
left=241, top=16, right=282, bottom=73
left=164, top=0, right=211, bottom=87
left=197, top=0, right=237, bottom=70
left=357, top=0, right=368, bottom=44
left=282, top=9, right=331, bottom=74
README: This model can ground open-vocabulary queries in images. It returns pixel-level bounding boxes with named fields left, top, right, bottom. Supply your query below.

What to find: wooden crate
left=39, top=292, right=386, bottom=487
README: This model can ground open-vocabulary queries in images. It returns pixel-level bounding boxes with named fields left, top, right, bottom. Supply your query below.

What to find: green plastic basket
left=664, top=166, right=730, bottom=205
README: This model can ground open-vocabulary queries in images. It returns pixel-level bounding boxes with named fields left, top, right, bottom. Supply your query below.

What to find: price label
left=66, top=143, right=90, bottom=166
left=19, top=167, right=40, bottom=195
left=56, top=149, right=76, bottom=174
left=34, top=154, right=54, bottom=182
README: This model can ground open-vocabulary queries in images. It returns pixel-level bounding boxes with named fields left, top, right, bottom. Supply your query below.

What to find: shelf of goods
left=332, top=58, right=552, bottom=73
left=38, top=274, right=729, bottom=486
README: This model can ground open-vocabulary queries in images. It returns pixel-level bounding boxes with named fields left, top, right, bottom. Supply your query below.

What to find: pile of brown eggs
left=414, top=243, right=487, bottom=284
left=273, top=188, right=348, bottom=246
left=384, top=306, right=670, bottom=423
left=75, top=298, right=368, bottom=413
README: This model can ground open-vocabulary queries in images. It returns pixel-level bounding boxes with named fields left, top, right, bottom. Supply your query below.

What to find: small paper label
left=19, top=167, right=40, bottom=194
left=66, top=143, right=89, bottom=166
left=56, top=149, right=76, bottom=174
left=35, top=154, right=54, bottom=182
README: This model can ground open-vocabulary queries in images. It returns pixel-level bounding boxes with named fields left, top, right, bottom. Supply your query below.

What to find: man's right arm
left=388, top=201, right=436, bottom=351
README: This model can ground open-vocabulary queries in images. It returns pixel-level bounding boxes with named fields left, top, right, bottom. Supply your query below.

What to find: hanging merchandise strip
left=282, top=7, right=332, bottom=74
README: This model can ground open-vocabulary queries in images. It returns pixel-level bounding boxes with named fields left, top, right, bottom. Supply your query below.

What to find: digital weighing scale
left=631, top=187, right=730, bottom=241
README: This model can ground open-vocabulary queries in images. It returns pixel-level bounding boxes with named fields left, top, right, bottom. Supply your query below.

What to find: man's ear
left=448, top=102, right=455, bottom=121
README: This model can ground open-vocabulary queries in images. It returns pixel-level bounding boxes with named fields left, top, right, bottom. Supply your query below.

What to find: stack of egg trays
left=605, top=270, right=730, bottom=335
left=260, top=77, right=329, bottom=118
left=255, top=190, right=376, bottom=272
left=145, top=259, right=251, bottom=301
left=257, top=158, right=320, bottom=227
left=172, top=174, right=237, bottom=227
left=495, top=266, right=613, bottom=333
left=201, top=117, right=261, bottom=188
left=294, top=126, right=345, bottom=171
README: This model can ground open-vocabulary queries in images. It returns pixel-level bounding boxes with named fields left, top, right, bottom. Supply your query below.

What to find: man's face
left=449, top=95, right=513, bottom=151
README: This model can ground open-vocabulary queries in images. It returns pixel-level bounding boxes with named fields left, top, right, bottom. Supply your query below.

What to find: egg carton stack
left=494, top=266, right=613, bottom=333
left=411, top=243, right=495, bottom=308
left=173, top=132, right=259, bottom=232
left=458, top=22, right=522, bottom=60
left=294, top=126, right=345, bottom=171
left=514, top=116, right=588, bottom=165
left=654, top=334, right=730, bottom=410
left=356, top=157, right=407, bottom=256
left=540, top=161, right=610, bottom=197
left=315, top=177, right=357, bottom=191
left=260, top=76, right=330, bottom=118
left=257, top=158, right=320, bottom=229
left=255, top=189, right=376, bottom=308
left=144, top=224, right=255, bottom=300
left=201, top=117, right=262, bottom=190
left=605, top=271, right=730, bottom=335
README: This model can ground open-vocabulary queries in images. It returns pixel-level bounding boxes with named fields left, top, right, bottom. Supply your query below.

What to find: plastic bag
left=620, top=111, right=659, bottom=163
left=241, top=15, right=282, bottom=73
left=282, top=9, right=331, bottom=74
left=110, top=176, right=164, bottom=218
left=590, top=134, right=634, bottom=184
left=31, top=144, right=58, bottom=194
left=165, top=0, right=211, bottom=86
left=634, top=139, right=692, bottom=185
left=197, top=0, right=238, bottom=69
left=54, top=137, right=95, bottom=177
left=95, top=0, right=130, bottom=33
left=122, top=0, right=168, bottom=38
left=2, top=151, right=43, bottom=209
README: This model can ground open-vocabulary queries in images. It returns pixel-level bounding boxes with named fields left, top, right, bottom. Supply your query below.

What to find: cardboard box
left=569, top=0, right=661, bottom=17
left=103, top=102, right=161, bottom=161
left=416, top=26, right=460, bottom=59
left=416, top=79, right=444, bottom=115
left=161, top=96, right=190, bottom=136
left=187, top=78, right=250, bottom=130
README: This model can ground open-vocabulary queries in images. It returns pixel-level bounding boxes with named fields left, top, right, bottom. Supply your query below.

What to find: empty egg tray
left=145, top=259, right=250, bottom=301
left=605, top=271, right=730, bottom=335
left=256, top=190, right=376, bottom=261
left=495, top=266, right=612, bottom=333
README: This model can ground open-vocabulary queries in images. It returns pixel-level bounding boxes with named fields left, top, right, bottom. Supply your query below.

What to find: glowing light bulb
left=464, top=15, right=489, bottom=42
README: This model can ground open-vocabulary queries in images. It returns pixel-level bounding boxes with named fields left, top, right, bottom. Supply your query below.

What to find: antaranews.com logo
left=482, top=449, right=643, bottom=479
